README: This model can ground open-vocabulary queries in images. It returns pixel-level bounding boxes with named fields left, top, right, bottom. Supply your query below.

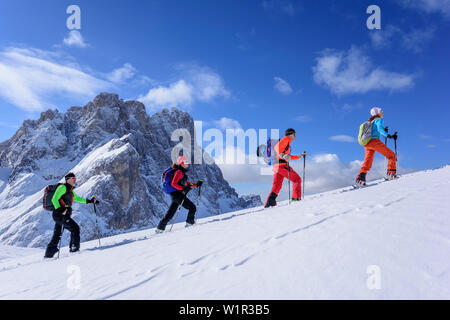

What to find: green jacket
left=51, top=184, right=87, bottom=210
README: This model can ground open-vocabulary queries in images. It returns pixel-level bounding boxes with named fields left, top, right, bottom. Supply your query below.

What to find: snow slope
left=0, top=167, right=449, bottom=299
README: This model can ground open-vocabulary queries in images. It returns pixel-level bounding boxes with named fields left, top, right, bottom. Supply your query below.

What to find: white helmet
left=370, top=107, right=383, bottom=116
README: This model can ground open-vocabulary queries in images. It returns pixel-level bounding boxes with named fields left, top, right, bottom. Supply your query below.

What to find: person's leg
left=182, top=197, right=197, bottom=224
left=359, top=142, right=376, bottom=175
left=158, top=202, right=179, bottom=230
left=158, top=192, right=183, bottom=230
left=286, top=168, right=301, bottom=199
left=372, top=140, right=397, bottom=173
left=62, top=217, right=80, bottom=252
left=270, top=165, right=286, bottom=195
left=45, top=215, right=63, bottom=258
left=265, top=166, right=285, bottom=207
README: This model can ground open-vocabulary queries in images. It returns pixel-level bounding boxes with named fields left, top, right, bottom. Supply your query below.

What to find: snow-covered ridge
left=0, top=93, right=262, bottom=248
left=0, top=166, right=449, bottom=299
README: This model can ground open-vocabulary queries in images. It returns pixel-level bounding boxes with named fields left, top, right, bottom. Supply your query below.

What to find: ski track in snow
left=0, top=167, right=449, bottom=299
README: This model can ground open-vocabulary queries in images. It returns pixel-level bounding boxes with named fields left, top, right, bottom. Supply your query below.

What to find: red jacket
left=274, top=136, right=299, bottom=166
left=171, top=169, right=198, bottom=191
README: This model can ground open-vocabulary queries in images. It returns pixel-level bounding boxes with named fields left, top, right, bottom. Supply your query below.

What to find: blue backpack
left=161, top=167, right=179, bottom=194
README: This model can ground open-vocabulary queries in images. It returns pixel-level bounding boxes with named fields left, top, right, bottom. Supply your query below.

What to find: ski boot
left=155, top=228, right=164, bottom=234
left=44, top=247, right=59, bottom=259
left=69, top=245, right=80, bottom=253
left=185, top=221, right=196, bottom=228
left=291, top=198, right=301, bottom=202
left=265, top=192, right=278, bottom=208
left=385, top=170, right=399, bottom=181
left=355, top=172, right=367, bottom=187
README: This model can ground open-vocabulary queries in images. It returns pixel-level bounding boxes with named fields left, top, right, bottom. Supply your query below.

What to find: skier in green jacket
left=44, top=172, right=99, bottom=258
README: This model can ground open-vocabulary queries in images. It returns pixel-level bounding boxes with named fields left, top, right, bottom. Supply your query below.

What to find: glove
left=384, top=126, right=389, bottom=133
left=299, top=152, right=307, bottom=158
left=87, top=197, right=99, bottom=204
left=56, top=206, right=66, bottom=215
left=182, top=186, right=192, bottom=194
left=280, top=153, right=291, bottom=161
left=197, top=180, right=203, bottom=187
left=392, top=132, right=398, bottom=140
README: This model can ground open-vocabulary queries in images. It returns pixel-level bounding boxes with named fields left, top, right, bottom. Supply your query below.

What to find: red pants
left=271, top=164, right=302, bottom=198
left=359, top=139, right=397, bottom=174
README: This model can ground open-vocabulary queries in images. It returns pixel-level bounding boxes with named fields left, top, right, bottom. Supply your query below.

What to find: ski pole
left=302, top=151, right=306, bottom=200
left=393, top=132, right=398, bottom=169
left=384, top=136, right=388, bottom=172
left=287, top=162, right=291, bottom=205
left=93, top=201, right=102, bottom=247
left=57, top=225, right=64, bottom=259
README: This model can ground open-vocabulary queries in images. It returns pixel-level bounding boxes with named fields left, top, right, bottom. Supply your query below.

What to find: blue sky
left=0, top=0, right=449, bottom=198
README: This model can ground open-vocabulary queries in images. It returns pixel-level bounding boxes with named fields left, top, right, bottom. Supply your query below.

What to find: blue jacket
left=371, top=118, right=388, bottom=139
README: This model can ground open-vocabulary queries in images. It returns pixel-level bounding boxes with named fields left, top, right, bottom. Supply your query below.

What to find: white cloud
left=0, top=47, right=110, bottom=112
left=418, top=134, right=432, bottom=139
left=401, top=0, right=450, bottom=18
left=312, top=46, right=414, bottom=95
left=293, top=115, right=312, bottom=122
left=274, top=76, right=293, bottom=95
left=138, top=64, right=230, bottom=110
left=401, top=26, right=436, bottom=52
left=213, top=117, right=242, bottom=130
left=329, top=135, right=356, bottom=143
left=63, top=30, right=88, bottom=48
left=370, top=25, right=401, bottom=49
left=106, top=63, right=137, bottom=83
left=370, top=25, right=435, bottom=53
left=262, top=0, right=298, bottom=16
left=138, top=80, right=194, bottom=110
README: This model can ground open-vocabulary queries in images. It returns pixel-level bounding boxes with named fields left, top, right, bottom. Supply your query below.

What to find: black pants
left=158, top=191, right=196, bottom=230
left=45, top=209, right=80, bottom=256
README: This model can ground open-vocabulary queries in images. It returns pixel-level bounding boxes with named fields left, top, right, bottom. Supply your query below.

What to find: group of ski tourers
left=42, top=106, right=398, bottom=258
left=263, top=106, right=398, bottom=208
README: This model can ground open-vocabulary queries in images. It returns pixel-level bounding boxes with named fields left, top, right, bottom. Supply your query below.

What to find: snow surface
left=0, top=167, right=449, bottom=299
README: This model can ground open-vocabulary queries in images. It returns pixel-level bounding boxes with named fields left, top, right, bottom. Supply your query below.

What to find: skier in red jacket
left=156, top=156, right=203, bottom=232
left=265, top=128, right=306, bottom=208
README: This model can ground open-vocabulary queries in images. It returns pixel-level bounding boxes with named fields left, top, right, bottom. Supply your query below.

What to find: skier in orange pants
left=265, top=128, right=306, bottom=208
left=356, top=107, right=397, bottom=186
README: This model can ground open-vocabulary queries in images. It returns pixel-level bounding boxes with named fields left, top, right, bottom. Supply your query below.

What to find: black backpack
left=43, top=183, right=62, bottom=211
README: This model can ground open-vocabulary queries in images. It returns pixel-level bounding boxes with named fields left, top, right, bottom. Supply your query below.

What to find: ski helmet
left=176, top=156, right=188, bottom=165
left=370, top=107, right=383, bottom=116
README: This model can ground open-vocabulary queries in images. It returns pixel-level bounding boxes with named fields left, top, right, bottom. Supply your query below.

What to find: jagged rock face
left=0, top=93, right=261, bottom=247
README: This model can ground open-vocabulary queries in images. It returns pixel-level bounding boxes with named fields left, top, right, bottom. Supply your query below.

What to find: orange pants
left=359, top=139, right=397, bottom=174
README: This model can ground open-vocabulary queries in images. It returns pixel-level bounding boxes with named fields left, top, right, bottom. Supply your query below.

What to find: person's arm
left=73, top=191, right=87, bottom=204
left=376, top=118, right=388, bottom=138
left=170, top=170, right=184, bottom=191
left=51, top=185, right=67, bottom=210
